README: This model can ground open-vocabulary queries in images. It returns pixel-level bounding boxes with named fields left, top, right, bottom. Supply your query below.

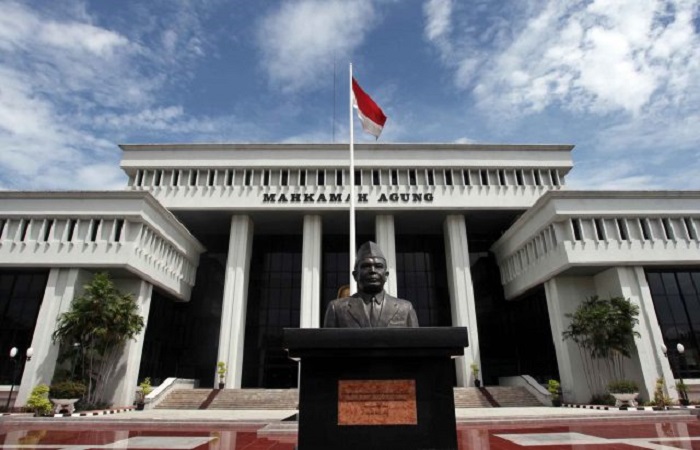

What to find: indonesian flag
left=352, top=77, right=387, bottom=139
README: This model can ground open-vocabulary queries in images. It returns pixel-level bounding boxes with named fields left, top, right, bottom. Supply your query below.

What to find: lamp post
left=661, top=343, right=689, bottom=405
left=4, top=347, right=33, bottom=411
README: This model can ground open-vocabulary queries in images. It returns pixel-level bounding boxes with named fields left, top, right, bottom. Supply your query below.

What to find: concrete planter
left=610, top=392, right=638, bottom=407
left=50, top=398, right=80, bottom=414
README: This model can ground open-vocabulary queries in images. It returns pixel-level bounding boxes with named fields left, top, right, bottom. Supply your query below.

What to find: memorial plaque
left=338, top=379, right=417, bottom=426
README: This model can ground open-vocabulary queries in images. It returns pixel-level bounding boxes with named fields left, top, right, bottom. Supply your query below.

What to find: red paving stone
left=2, top=418, right=699, bottom=449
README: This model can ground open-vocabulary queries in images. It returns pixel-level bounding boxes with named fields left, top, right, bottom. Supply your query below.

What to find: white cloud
left=0, top=1, right=235, bottom=190
left=427, top=0, right=700, bottom=117
left=256, top=0, right=378, bottom=92
left=424, top=0, right=453, bottom=43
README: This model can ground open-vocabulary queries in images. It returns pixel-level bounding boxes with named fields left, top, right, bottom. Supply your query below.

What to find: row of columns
left=216, top=213, right=482, bottom=388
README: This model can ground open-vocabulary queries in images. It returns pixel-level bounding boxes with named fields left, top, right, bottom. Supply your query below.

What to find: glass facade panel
left=395, top=236, right=451, bottom=327
left=470, top=244, right=558, bottom=385
left=139, top=253, right=226, bottom=386
left=647, top=269, right=700, bottom=378
left=242, top=236, right=302, bottom=388
left=0, top=270, right=48, bottom=384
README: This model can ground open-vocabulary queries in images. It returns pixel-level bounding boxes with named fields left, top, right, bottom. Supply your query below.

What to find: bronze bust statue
left=323, top=241, right=419, bottom=328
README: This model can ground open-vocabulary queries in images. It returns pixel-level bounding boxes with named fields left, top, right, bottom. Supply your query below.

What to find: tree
left=52, top=272, right=144, bottom=407
left=562, top=295, right=640, bottom=397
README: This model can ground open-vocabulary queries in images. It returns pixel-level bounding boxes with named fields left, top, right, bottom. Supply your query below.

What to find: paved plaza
left=1, top=407, right=699, bottom=450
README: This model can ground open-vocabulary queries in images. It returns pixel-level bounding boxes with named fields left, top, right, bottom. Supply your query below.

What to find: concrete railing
left=143, top=378, right=198, bottom=410
left=499, top=375, right=552, bottom=406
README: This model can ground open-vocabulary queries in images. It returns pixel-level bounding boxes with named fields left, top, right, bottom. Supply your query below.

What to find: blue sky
left=1, top=0, right=699, bottom=190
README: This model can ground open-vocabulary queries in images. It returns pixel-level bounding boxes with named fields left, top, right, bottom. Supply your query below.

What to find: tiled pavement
left=2, top=407, right=699, bottom=450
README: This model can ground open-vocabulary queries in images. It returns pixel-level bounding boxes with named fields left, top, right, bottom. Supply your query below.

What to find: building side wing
left=0, top=191, right=205, bottom=300
left=492, top=191, right=700, bottom=299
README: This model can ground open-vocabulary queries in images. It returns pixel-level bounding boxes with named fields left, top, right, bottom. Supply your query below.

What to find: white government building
left=1, top=143, right=699, bottom=407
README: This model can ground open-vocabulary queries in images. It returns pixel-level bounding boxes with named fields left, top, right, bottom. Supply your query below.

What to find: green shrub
left=49, top=381, right=86, bottom=399
left=470, top=362, right=479, bottom=377
left=548, top=380, right=561, bottom=398
left=26, top=384, right=53, bottom=416
left=217, top=362, right=227, bottom=382
left=607, top=379, right=639, bottom=393
left=590, top=394, right=616, bottom=406
left=136, top=377, right=153, bottom=403
left=652, top=377, right=672, bottom=407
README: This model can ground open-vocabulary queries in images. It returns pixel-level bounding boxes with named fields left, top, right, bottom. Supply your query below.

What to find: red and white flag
left=352, top=77, right=387, bottom=139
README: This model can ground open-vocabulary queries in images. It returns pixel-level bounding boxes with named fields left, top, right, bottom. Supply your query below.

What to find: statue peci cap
left=355, top=241, right=386, bottom=261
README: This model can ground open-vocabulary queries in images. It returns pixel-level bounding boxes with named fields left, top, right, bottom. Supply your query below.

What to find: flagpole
left=349, top=62, right=357, bottom=294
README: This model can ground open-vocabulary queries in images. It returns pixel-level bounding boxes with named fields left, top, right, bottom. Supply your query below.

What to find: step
left=453, top=388, right=493, bottom=408
left=155, top=389, right=213, bottom=409
left=487, top=386, right=544, bottom=407
left=208, top=389, right=299, bottom=410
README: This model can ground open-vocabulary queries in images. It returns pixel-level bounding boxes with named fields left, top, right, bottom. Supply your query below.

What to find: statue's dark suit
left=323, top=293, right=419, bottom=328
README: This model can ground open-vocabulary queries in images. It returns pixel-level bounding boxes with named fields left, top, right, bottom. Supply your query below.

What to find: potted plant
left=471, top=362, right=481, bottom=387
left=135, top=377, right=153, bottom=410
left=217, top=361, right=227, bottom=389
left=607, top=379, right=639, bottom=408
left=652, top=377, right=672, bottom=410
left=548, top=379, right=562, bottom=407
left=49, top=380, right=86, bottom=414
left=26, top=384, right=53, bottom=417
left=676, top=380, right=690, bottom=406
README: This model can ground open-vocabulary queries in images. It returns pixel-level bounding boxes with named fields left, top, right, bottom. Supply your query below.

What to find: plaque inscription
left=338, top=380, right=417, bottom=426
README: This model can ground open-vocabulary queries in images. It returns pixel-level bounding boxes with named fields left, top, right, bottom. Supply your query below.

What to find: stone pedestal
left=284, top=327, right=468, bottom=450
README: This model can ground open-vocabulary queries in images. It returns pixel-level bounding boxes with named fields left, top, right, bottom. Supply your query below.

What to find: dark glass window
left=394, top=235, right=451, bottom=328
left=647, top=269, right=700, bottom=378
left=139, top=254, right=226, bottom=386
left=445, top=171, right=453, bottom=186
left=0, top=270, right=48, bottom=384
left=242, top=236, right=302, bottom=388
left=480, top=171, right=489, bottom=186
left=617, top=219, right=628, bottom=240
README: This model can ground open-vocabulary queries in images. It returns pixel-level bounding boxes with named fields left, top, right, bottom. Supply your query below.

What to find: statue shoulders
left=384, top=293, right=415, bottom=309
left=329, top=294, right=361, bottom=307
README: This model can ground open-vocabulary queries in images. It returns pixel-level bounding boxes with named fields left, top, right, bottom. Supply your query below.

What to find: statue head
left=352, top=241, right=389, bottom=295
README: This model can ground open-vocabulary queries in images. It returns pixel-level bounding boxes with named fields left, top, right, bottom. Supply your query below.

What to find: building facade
left=1, top=143, right=698, bottom=406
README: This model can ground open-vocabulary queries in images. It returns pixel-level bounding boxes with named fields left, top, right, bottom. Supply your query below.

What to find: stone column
left=106, top=278, right=153, bottom=406
left=300, top=215, right=322, bottom=328
left=375, top=215, right=397, bottom=296
left=217, top=215, right=254, bottom=388
left=443, top=215, right=477, bottom=386
left=592, top=266, right=676, bottom=401
left=544, top=276, right=597, bottom=403
left=15, top=268, right=92, bottom=406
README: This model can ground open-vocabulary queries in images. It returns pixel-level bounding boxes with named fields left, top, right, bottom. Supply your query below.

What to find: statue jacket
left=323, top=293, right=419, bottom=328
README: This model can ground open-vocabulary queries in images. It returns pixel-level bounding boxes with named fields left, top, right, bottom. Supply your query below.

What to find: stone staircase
left=208, top=389, right=299, bottom=410
left=453, top=388, right=493, bottom=408
left=487, top=386, right=544, bottom=407
left=155, top=386, right=541, bottom=410
left=155, top=388, right=213, bottom=409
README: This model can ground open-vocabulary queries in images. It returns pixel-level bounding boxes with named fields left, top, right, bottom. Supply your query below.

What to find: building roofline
left=119, top=142, right=575, bottom=152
